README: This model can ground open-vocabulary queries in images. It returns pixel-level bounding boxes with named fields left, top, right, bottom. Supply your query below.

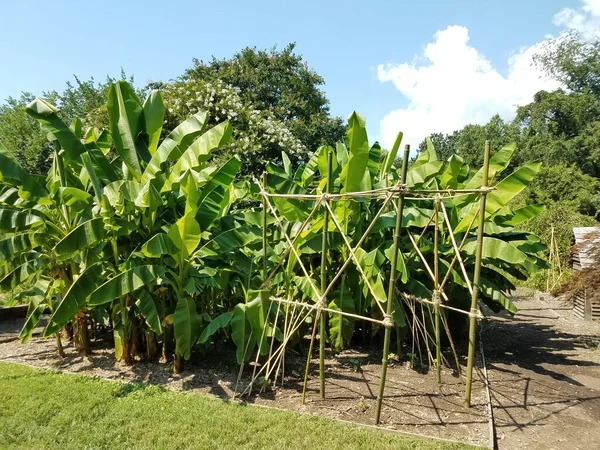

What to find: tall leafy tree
left=181, top=43, right=346, bottom=174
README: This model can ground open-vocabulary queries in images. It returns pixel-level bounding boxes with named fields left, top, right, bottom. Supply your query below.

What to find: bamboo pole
left=464, top=140, right=491, bottom=408
left=375, top=145, right=410, bottom=425
left=262, top=172, right=268, bottom=280
left=434, top=196, right=441, bottom=384
left=319, top=150, right=333, bottom=399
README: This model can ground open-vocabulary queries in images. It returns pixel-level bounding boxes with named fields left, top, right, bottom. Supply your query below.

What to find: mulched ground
left=483, top=295, right=600, bottom=450
left=0, top=317, right=489, bottom=448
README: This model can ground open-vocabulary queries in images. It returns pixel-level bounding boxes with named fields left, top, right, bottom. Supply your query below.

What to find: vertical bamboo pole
left=434, top=197, right=441, bottom=384
left=464, top=140, right=491, bottom=408
left=375, top=145, right=410, bottom=425
left=319, top=150, right=333, bottom=399
left=262, top=172, right=268, bottom=281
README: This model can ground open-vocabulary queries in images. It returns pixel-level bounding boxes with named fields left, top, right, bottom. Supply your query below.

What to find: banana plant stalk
left=464, top=141, right=491, bottom=408
left=375, top=145, right=410, bottom=425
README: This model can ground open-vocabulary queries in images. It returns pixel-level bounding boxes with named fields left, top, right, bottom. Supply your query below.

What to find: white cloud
left=554, top=0, right=600, bottom=37
left=377, top=0, right=599, bottom=150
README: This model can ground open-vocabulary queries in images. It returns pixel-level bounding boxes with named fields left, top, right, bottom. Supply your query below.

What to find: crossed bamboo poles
left=239, top=142, right=492, bottom=424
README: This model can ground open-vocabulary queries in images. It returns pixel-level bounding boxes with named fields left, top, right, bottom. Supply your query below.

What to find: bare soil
left=483, top=296, right=600, bottom=450
left=0, top=318, right=489, bottom=448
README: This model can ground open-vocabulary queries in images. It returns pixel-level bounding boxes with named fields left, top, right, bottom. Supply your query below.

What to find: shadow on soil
left=482, top=304, right=600, bottom=444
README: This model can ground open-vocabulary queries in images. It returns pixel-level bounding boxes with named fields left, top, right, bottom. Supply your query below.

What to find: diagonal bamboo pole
left=464, top=140, right=491, bottom=408
left=319, top=150, right=333, bottom=399
left=375, top=145, right=410, bottom=425
left=323, top=201, right=387, bottom=316
left=259, top=195, right=323, bottom=290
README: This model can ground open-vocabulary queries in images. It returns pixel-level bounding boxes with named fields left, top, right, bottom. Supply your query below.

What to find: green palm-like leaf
left=168, top=212, right=201, bottom=259
left=230, top=302, right=252, bottom=364
left=26, top=98, right=87, bottom=161
left=0, top=233, right=41, bottom=262
left=142, top=90, right=165, bottom=155
left=88, top=265, right=165, bottom=306
left=0, top=147, right=49, bottom=202
left=328, top=282, right=355, bottom=352
left=19, top=297, right=45, bottom=343
left=44, top=263, right=106, bottom=336
left=142, top=111, right=208, bottom=183
left=107, top=81, right=149, bottom=178
left=0, top=208, right=43, bottom=231
left=198, top=311, right=234, bottom=344
left=163, top=121, right=232, bottom=192
left=341, top=112, right=370, bottom=193
left=54, top=218, right=105, bottom=257
left=174, top=296, right=202, bottom=360
left=381, top=132, right=403, bottom=179
left=134, top=289, right=163, bottom=335
left=462, top=237, right=528, bottom=265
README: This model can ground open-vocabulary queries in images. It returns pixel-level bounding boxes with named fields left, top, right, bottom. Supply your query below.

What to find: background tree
left=182, top=43, right=346, bottom=174
left=0, top=75, right=130, bottom=174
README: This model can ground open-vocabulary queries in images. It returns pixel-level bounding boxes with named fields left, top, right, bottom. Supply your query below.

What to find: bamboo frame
left=249, top=142, right=495, bottom=424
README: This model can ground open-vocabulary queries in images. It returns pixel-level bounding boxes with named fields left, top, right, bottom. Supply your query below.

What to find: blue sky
left=0, top=0, right=595, bottom=146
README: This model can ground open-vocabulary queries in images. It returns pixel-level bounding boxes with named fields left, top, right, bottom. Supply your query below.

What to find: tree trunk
left=173, top=354, right=184, bottom=374
left=55, top=332, right=66, bottom=358
left=75, top=315, right=92, bottom=356
left=162, top=325, right=175, bottom=362
left=146, top=332, right=160, bottom=362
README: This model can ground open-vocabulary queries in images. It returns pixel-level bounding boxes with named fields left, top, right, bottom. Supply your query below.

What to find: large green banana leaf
left=174, top=296, right=203, bottom=359
left=44, top=263, right=106, bottom=336
left=88, top=265, right=165, bottom=306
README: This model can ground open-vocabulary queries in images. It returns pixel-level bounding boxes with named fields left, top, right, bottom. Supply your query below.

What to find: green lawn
left=0, top=362, right=478, bottom=450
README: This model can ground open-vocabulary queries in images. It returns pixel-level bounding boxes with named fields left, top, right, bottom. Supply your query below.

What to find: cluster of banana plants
left=0, top=89, right=547, bottom=372
left=253, top=112, right=548, bottom=352
left=0, top=81, right=262, bottom=372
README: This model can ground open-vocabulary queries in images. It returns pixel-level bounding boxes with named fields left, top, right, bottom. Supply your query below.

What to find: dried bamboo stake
left=262, top=172, right=268, bottom=280
left=302, top=308, right=321, bottom=404
left=375, top=145, right=410, bottom=425
left=464, top=140, right=491, bottom=408
left=433, top=196, right=442, bottom=384
left=319, top=150, right=333, bottom=399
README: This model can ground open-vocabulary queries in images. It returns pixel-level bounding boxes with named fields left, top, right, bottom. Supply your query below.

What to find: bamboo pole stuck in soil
left=375, top=145, right=410, bottom=425
left=433, top=196, right=441, bottom=384
left=464, top=140, right=491, bottom=408
left=319, top=149, right=333, bottom=400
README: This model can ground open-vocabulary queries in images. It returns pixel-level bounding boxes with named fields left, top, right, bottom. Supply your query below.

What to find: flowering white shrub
left=161, top=79, right=307, bottom=175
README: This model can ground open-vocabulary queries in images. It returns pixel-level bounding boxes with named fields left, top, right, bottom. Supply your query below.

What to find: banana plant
left=0, top=114, right=102, bottom=356
left=35, top=81, right=259, bottom=372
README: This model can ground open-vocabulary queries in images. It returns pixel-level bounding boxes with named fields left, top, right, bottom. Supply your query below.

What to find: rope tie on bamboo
left=382, top=313, right=394, bottom=328
left=432, top=289, right=441, bottom=306
left=469, top=307, right=479, bottom=318
left=319, top=295, right=327, bottom=310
